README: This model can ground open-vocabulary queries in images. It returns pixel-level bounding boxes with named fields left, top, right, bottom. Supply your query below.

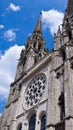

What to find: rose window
left=25, top=74, right=46, bottom=106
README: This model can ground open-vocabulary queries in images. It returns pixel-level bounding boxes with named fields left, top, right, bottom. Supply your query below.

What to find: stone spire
left=66, top=0, right=73, bottom=16
left=25, top=13, right=47, bottom=53
left=57, top=26, right=61, bottom=35
left=15, top=14, right=49, bottom=80
left=34, top=13, right=42, bottom=34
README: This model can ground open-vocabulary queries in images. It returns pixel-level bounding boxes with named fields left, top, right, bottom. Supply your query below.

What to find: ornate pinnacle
left=57, top=26, right=61, bottom=34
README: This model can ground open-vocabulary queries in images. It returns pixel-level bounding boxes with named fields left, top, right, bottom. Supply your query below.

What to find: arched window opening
left=62, top=49, right=66, bottom=62
left=66, top=17, right=68, bottom=23
left=17, top=123, right=22, bottom=130
left=34, top=56, right=38, bottom=64
left=66, top=19, right=72, bottom=40
left=58, top=92, right=65, bottom=121
left=38, top=44, right=42, bottom=50
left=40, top=115, right=46, bottom=130
left=68, top=30, right=72, bottom=40
left=38, top=53, right=42, bottom=59
left=29, top=114, right=36, bottom=130
left=33, top=42, right=36, bottom=48
left=59, top=48, right=66, bottom=62
left=66, top=24, right=72, bottom=40
left=19, top=83, right=22, bottom=92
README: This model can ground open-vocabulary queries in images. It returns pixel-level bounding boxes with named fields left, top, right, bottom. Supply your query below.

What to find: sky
left=0, top=0, right=68, bottom=117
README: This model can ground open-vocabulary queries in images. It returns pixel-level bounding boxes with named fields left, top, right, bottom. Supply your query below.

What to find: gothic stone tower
left=0, top=0, right=73, bottom=130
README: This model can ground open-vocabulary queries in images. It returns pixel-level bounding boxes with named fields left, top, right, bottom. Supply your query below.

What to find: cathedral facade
left=0, top=0, right=73, bottom=130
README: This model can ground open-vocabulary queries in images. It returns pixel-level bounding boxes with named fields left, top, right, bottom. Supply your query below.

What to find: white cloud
left=4, top=30, right=16, bottom=42
left=2, top=3, right=20, bottom=16
left=9, top=3, right=20, bottom=12
left=42, top=9, right=64, bottom=35
left=0, top=25, right=4, bottom=29
left=0, top=45, right=24, bottom=99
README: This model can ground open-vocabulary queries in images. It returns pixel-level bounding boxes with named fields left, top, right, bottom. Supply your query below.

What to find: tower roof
left=66, top=0, right=73, bottom=16
left=25, top=13, right=46, bottom=51
left=16, top=13, right=49, bottom=75
left=34, top=13, right=42, bottom=34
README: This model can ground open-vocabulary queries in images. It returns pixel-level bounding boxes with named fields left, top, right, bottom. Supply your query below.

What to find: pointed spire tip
left=66, top=0, right=73, bottom=16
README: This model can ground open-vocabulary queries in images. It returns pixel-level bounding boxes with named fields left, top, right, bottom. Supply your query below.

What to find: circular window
left=25, top=74, right=46, bottom=107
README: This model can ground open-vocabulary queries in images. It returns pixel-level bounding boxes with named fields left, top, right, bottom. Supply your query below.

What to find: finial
left=57, top=25, right=61, bottom=34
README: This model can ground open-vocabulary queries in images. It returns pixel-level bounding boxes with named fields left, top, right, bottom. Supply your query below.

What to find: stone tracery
left=25, top=74, right=46, bottom=106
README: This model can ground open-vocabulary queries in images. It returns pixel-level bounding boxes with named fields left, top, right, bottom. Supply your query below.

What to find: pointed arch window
left=38, top=44, right=42, bottom=50
left=67, top=29, right=72, bottom=40
left=29, top=114, right=36, bottom=130
left=40, top=115, right=46, bottom=130
left=58, top=92, right=65, bottom=121
left=33, top=42, right=36, bottom=48
left=59, top=48, right=66, bottom=62
left=17, top=123, right=22, bottom=130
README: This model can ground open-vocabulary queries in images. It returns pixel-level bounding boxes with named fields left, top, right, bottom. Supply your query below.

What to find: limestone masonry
left=0, top=0, right=73, bottom=130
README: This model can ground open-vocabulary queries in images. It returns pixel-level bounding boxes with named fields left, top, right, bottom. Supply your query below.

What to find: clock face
left=25, top=74, right=46, bottom=107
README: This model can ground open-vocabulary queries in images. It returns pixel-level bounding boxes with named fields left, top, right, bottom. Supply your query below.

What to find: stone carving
left=18, top=49, right=27, bottom=66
